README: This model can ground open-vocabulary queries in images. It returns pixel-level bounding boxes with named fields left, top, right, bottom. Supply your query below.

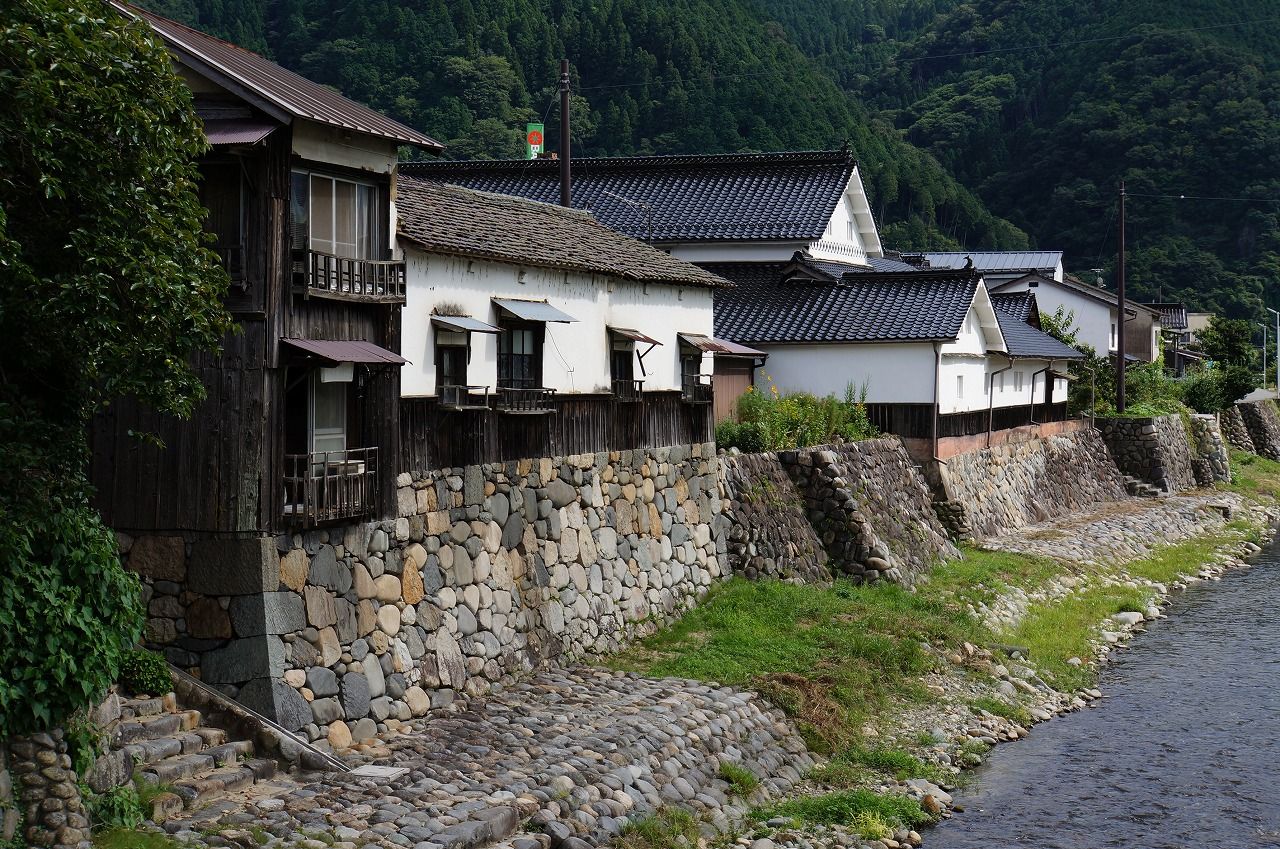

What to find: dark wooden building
left=92, top=4, right=442, bottom=536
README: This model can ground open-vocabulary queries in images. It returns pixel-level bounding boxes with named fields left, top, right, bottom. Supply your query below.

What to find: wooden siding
left=401, top=392, right=712, bottom=470
left=865, top=401, right=1071, bottom=440
left=712, top=359, right=754, bottom=423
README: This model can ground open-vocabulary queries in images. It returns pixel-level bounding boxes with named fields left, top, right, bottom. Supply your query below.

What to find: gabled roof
left=922, top=251, right=1063, bottom=275
left=400, top=150, right=858, bottom=243
left=990, top=295, right=1084, bottom=360
left=990, top=273, right=1157, bottom=318
left=396, top=177, right=730, bottom=289
left=114, top=3, right=441, bottom=150
left=1145, top=302, right=1188, bottom=330
left=708, top=263, right=981, bottom=345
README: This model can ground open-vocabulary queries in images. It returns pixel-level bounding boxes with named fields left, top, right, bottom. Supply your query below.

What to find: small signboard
left=526, top=123, right=544, bottom=160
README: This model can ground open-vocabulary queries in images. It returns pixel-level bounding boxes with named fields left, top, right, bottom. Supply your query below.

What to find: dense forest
left=143, top=0, right=1280, bottom=316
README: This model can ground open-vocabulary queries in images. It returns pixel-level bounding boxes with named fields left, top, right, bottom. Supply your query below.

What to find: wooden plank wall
left=400, top=392, right=712, bottom=471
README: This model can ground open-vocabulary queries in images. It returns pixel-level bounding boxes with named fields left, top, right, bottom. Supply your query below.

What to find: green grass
left=810, top=744, right=952, bottom=788
left=93, top=829, right=184, bottom=849
left=1223, top=449, right=1280, bottom=497
left=752, top=789, right=932, bottom=833
left=611, top=577, right=986, bottom=749
left=718, top=762, right=760, bottom=796
left=614, top=808, right=701, bottom=849
left=927, top=546, right=1065, bottom=608
left=970, top=696, right=1031, bottom=725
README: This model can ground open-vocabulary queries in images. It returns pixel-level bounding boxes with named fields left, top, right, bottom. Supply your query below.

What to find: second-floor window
left=436, top=329, right=469, bottom=389
left=290, top=170, right=382, bottom=260
left=498, top=321, right=543, bottom=389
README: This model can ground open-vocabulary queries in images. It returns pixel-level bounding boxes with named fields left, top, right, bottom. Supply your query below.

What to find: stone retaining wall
left=937, top=430, right=1128, bottom=540
left=1187, top=416, right=1231, bottom=486
left=778, top=439, right=959, bottom=585
left=1097, top=415, right=1198, bottom=493
left=3, top=732, right=91, bottom=849
left=1237, top=399, right=1280, bottom=460
left=1220, top=405, right=1255, bottom=453
left=123, top=444, right=725, bottom=747
left=718, top=451, right=830, bottom=584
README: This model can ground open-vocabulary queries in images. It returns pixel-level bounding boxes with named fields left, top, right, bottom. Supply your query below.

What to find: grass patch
left=718, top=762, right=760, bottom=796
left=1223, top=449, right=1280, bottom=498
left=93, top=829, right=184, bottom=849
left=810, top=744, right=952, bottom=788
left=927, top=546, right=1064, bottom=608
left=610, top=578, right=986, bottom=748
left=1124, top=534, right=1231, bottom=584
left=753, top=789, right=932, bottom=835
left=970, top=696, right=1031, bottom=725
left=615, top=808, right=700, bottom=849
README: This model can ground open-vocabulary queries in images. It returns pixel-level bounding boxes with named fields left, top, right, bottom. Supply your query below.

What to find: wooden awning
left=609, top=327, right=661, bottom=345
left=678, top=333, right=765, bottom=357
left=281, top=338, right=407, bottom=365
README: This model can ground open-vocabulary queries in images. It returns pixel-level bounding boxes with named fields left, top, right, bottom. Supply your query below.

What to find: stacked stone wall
left=122, top=444, right=724, bottom=747
left=778, top=439, right=959, bottom=585
left=3, top=732, right=91, bottom=849
left=1237, top=400, right=1280, bottom=460
left=718, top=451, right=830, bottom=584
left=1187, top=416, right=1232, bottom=486
left=938, top=430, right=1127, bottom=540
left=1220, top=405, right=1255, bottom=453
left=1097, top=415, right=1198, bottom=493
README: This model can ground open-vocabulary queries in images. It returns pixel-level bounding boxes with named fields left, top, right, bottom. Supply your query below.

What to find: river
left=928, top=548, right=1280, bottom=848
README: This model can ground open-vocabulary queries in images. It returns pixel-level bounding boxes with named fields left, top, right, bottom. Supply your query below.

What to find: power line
left=1127, top=192, right=1280, bottom=204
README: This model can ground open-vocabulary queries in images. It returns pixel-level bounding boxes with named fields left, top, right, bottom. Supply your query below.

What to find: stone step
left=119, top=694, right=177, bottom=719
left=122, top=731, right=206, bottom=767
left=204, top=740, right=255, bottom=767
left=140, top=752, right=217, bottom=784
left=171, top=760, right=275, bottom=811
left=115, top=710, right=202, bottom=745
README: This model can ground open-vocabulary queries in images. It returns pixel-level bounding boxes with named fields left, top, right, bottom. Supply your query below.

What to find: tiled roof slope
left=990, top=291, right=1041, bottom=327
left=400, top=151, right=856, bottom=243
left=923, top=251, right=1063, bottom=274
left=115, top=3, right=441, bottom=150
left=991, top=312, right=1084, bottom=360
left=708, top=263, right=979, bottom=344
left=1145, top=302, right=1188, bottom=329
left=396, top=178, right=730, bottom=288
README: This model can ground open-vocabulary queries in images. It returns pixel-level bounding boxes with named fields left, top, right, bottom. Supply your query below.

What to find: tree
left=1197, top=316, right=1257, bottom=367
left=0, top=0, right=232, bottom=735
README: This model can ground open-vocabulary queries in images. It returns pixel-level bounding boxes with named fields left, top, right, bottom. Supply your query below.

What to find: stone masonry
left=4, top=731, right=91, bottom=849
left=1237, top=399, right=1280, bottom=460
left=778, top=439, right=959, bottom=585
left=1220, top=405, right=1255, bottom=453
left=937, top=430, right=1128, bottom=540
left=124, top=444, right=725, bottom=748
left=1097, top=415, right=1198, bottom=494
left=1187, top=415, right=1231, bottom=486
left=718, top=450, right=830, bottom=584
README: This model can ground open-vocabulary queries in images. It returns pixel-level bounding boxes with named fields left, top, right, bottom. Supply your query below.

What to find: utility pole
left=1262, top=323, right=1269, bottom=390
left=559, top=59, right=571, bottom=208
left=1269, top=307, right=1279, bottom=392
left=1116, top=180, right=1127, bottom=413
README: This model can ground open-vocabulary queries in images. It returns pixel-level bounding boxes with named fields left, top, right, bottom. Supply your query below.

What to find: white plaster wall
left=807, top=166, right=882, bottom=264
left=984, top=359, right=1066, bottom=410
left=939, top=356, right=990, bottom=413
left=401, top=249, right=714, bottom=397
left=998, top=282, right=1114, bottom=355
left=757, top=343, right=937, bottom=402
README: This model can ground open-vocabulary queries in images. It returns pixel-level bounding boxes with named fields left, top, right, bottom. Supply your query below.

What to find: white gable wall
left=997, top=280, right=1115, bottom=355
left=756, top=342, right=938, bottom=402
left=806, top=165, right=883, bottom=266
left=401, top=249, right=714, bottom=397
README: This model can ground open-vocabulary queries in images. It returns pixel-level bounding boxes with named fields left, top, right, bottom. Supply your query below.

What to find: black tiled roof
left=396, top=178, right=729, bottom=288
left=991, top=310, right=1084, bottom=360
left=400, top=150, right=856, bottom=243
left=990, top=291, right=1040, bottom=327
left=708, top=262, right=980, bottom=344
left=1144, top=302, right=1189, bottom=330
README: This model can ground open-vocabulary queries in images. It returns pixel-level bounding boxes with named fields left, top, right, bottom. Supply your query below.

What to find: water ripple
left=929, top=550, right=1280, bottom=848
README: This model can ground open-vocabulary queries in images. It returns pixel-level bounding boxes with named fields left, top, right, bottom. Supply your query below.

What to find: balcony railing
left=293, top=248, right=406, bottom=302
left=495, top=386, right=557, bottom=414
left=282, top=447, right=378, bottom=525
left=440, top=384, right=492, bottom=411
left=681, top=374, right=713, bottom=405
left=612, top=378, right=644, bottom=402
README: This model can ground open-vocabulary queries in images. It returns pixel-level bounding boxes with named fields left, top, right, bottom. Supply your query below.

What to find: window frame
left=290, top=167, right=386, bottom=261
left=497, top=319, right=544, bottom=390
left=435, top=328, right=471, bottom=391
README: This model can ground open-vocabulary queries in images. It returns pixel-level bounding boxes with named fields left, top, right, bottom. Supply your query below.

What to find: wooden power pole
left=1116, top=180, right=1127, bottom=413
left=559, top=59, right=571, bottom=207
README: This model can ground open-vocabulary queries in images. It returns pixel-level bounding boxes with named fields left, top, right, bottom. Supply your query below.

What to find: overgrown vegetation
left=614, top=807, right=701, bottom=849
left=716, top=378, right=878, bottom=453
left=752, top=789, right=931, bottom=836
left=118, top=649, right=174, bottom=697
left=93, top=828, right=183, bottom=849
left=0, top=0, right=230, bottom=736
left=717, top=762, right=760, bottom=796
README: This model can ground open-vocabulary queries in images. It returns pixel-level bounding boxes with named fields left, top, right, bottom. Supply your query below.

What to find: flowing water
left=929, top=548, right=1280, bottom=848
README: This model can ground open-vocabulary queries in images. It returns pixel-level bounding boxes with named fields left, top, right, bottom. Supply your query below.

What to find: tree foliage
left=0, top=0, right=231, bottom=735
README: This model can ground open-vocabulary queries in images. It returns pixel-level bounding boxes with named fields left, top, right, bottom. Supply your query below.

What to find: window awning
left=493, top=298, right=578, bottom=323
left=203, top=118, right=279, bottom=147
left=609, top=327, right=661, bottom=345
left=678, top=333, right=766, bottom=358
left=281, top=338, right=407, bottom=365
left=432, top=315, right=500, bottom=334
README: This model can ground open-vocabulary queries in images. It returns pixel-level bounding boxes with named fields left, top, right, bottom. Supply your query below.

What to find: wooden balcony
left=612, top=378, right=644, bottom=402
left=495, top=386, right=557, bottom=415
left=440, top=384, right=492, bottom=411
left=282, top=447, right=378, bottom=526
left=293, top=248, right=406, bottom=303
left=681, top=375, right=713, bottom=405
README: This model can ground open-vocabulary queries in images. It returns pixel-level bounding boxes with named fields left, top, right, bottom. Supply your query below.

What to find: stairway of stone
left=111, top=693, right=281, bottom=820
left=1122, top=475, right=1163, bottom=498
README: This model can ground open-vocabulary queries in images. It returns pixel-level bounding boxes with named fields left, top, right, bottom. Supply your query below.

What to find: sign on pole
left=525, top=123, right=544, bottom=160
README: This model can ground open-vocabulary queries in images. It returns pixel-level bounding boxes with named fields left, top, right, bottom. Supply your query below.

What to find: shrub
left=1219, top=364, right=1257, bottom=406
left=727, top=376, right=878, bottom=451
left=117, top=649, right=172, bottom=697
left=1180, top=369, right=1223, bottom=413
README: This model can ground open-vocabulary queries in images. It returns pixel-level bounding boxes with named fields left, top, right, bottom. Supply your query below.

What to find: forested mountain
left=143, top=0, right=1280, bottom=315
